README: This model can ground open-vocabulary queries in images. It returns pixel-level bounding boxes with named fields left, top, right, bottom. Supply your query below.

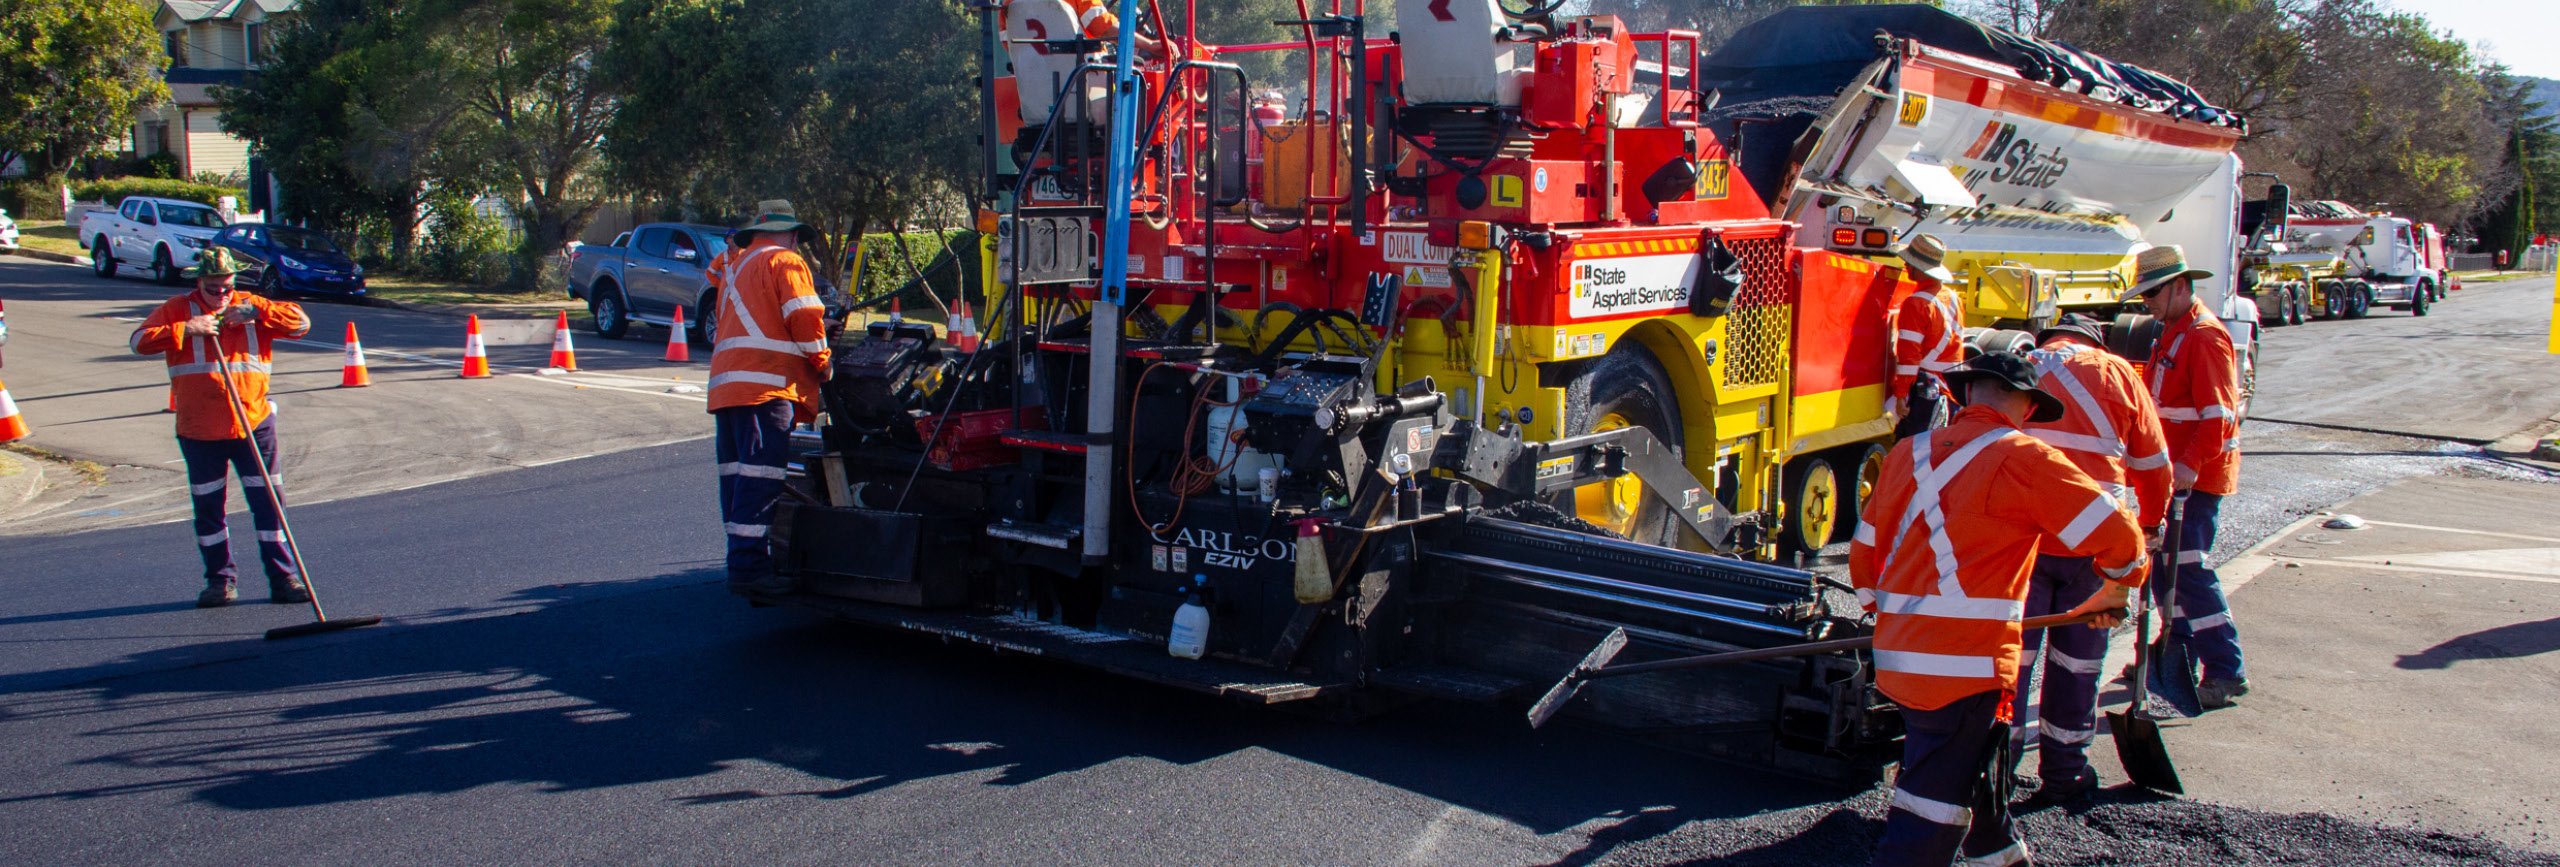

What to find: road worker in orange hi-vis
left=1001, top=0, right=1163, bottom=58
left=2121, top=244, right=2250, bottom=709
left=2012, top=312, right=2173, bottom=804
left=707, top=200, right=833, bottom=596
left=1851, top=352, right=2149, bottom=867
left=128, top=248, right=315, bottom=608
left=1888, top=234, right=1964, bottom=441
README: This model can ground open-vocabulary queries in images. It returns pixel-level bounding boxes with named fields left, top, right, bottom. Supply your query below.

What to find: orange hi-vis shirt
left=1890, top=279, right=1964, bottom=405
left=1849, top=405, right=2151, bottom=713
left=2146, top=305, right=2242, bottom=496
left=130, top=290, right=311, bottom=441
left=2023, top=338, right=2174, bottom=548
left=702, top=247, right=745, bottom=301
left=707, top=241, right=831, bottom=422
left=1002, top=0, right=1121, bottom=41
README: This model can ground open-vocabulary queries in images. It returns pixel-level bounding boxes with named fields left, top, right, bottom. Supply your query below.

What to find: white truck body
left=78, top=196, right=230, bottom=284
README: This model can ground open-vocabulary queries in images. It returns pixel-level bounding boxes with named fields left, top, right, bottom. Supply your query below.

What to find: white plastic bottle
left=1169, top=578, right=1211, bottom=659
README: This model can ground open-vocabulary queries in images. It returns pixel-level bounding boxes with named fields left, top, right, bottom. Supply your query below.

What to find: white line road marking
left=2282, top=554, right=2560, bottom=585
left=2350, top=519, right=2560, bottom=545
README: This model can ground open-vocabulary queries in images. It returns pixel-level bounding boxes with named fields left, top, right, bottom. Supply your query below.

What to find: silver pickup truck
left=569, top=221, right=850, bottom=344
left=567, top=222, right=737, bottom=342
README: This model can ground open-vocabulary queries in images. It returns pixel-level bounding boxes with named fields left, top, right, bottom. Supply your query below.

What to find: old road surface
left=2, top=257, right=2556, bottom=866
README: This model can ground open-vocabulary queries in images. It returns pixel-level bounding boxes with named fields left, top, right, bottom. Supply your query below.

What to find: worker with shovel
left=2122, top=245, right=2250, bottom=709
left=1850, top=352, right=2150, bottom=867
left=2011, top=313, right=2174, bottom=803
left=129, top=247, right=313, bottom=608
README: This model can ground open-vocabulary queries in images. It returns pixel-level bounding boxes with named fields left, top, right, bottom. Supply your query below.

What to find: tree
left=432, top=0, right=619, bottom=283
left=0, top=0, right=168, bottom=178
left=604, top=0, right=977, bottom=285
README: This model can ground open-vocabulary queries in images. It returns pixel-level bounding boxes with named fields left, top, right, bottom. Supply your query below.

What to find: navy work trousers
left=2161, top=491, right=2246, bottom=680
left=178, top=418, right=298, bottom=588
left=2012, top=554, right=2108, bottom=783
left=715, top=400, right=795, bottom=582
left=1875, top=690, right=2030, bottom=867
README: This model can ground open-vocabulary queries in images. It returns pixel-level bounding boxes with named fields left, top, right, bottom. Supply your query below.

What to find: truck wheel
left=1780, top=454, right=1842, bottom=555
left=2107, top=312, right=2161, bottom=362
left=91, top=240, right=116, bottom=278
left=2346, top=284, right=2370, bottom=319
left=1849, top=443, right=1886, bottom=527
left=2289, top=289, right=2306, bottom=326
left=2410, top=282, right=2430, bottom=316
left=590, top=285, right=631, bottom=339
left=2319, top=286, right=2342, bottom=320
left=1558, top=347, right=1686, bottom=548
left=692, top=289, right=720, bottom=347
left=152, top=247, right=181, bottom=285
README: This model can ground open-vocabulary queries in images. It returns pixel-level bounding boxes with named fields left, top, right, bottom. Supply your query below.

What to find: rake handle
left=1581, top=609, right=2122, bottom=682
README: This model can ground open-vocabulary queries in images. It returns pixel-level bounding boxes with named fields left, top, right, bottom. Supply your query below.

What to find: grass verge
left=2, top=442, right=111, bottom=486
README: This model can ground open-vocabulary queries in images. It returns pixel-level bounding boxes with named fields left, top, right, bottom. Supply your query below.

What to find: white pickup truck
left=79, top=196, right=231, bottom=285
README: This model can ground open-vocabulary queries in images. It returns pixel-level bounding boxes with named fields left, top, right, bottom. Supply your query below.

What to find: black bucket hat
left=2035, top=312, right=2107, bottom=348
left=1941, top=352, right=2066, bottom=424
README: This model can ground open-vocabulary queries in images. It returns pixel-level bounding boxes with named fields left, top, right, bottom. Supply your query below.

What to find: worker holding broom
left=707, top=201, right=832, bottom=596
left=129, top=248, right=314, bottom=608
left=1850, top=352, right=2150, bottom=867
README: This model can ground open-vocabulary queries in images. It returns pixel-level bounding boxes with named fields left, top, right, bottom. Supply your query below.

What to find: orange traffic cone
left=165, top=387, right=176, bottom=413
left=0, top=377, right=30, bottom=443
left=665, top=305, right=691, bottom=362
left=952, top=299, right=979, bottom=352
left=890, top=298, right=903, bottom=324
left=340, top=322, right=372, bottom=387
left=547, top=310, right=578, bottom=371
left=460, top=314, right=491, bottom=378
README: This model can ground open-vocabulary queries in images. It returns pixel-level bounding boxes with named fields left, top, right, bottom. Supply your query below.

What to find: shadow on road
left=0, top=573, right=1846, bottom=848
left=2397, top=617, right=2560, bottom=670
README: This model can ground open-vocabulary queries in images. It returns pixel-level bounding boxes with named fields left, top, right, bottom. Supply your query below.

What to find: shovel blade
left=1526, top=628, right=1629, bottom=729
left=2107, top=708, right=2184, bottom=794
left=2148, top=636, right=2205, bottom=718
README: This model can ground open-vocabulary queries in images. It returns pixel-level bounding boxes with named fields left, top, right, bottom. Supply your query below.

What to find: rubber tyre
left=2319, top=286, right=2341, bottom=320
left=91, top=240, right=117, bottom=278
left=261, top=268, right=287, bottom=299
left=2289, top=290, right=2307, bottom=326
left=2409, top=282, right=2430, bottom=317
left=1779, top=455, right=1842, bottom=555
left=152, top=247, right=181, bottom=286
left=692, top=289, right=720, bottom=347
left=1555, top=347, right=1687, bottom=548
left=590, top=285, right=631, bottom=339
left=2346, top=285, right=2370, bottom=319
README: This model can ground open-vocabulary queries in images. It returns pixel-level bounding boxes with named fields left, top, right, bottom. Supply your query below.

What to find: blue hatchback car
left=212, top=223, right=367, bottom=296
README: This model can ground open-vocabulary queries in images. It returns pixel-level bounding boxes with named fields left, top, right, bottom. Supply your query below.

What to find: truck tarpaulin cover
left=1695, top=4, right=2240, bottom=206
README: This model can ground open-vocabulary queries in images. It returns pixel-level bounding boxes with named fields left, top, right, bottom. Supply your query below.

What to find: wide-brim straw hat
left=1894, top=233, right=1957, bottom=283
left=2119, top=244, right=2215, bottom=301
left=734, top=199, right=820, bottom=245
left=186, top=247, right=249, bottom=278
left=1939, top=352, right=2067, bottom=424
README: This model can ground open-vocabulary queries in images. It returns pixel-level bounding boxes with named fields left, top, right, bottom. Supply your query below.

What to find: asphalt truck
left=733, top=1, right=2244, bottom=781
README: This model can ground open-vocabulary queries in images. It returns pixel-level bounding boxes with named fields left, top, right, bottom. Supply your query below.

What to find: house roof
left=158, top=0, right=297, bottom=24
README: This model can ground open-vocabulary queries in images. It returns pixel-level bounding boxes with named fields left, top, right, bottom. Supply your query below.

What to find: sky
left=2387, top=0, right=2560, bottom=80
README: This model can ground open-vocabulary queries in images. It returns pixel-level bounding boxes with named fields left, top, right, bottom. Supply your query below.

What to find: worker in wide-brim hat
left=1888, top=233, right=1965, bottom=441
left=2120, top=243, right=2251, bottom=710
left=706, top=199, right=833, bottom=597
left=128, top=246, right=315, bottom=608
left=1852, top=350, right=2147, bottom=867
left=2009, top=311, right=2174, bottom=803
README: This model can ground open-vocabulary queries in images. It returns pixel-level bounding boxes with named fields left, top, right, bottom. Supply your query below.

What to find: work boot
left=2030, top=768, right=2100, bottom=805
left=197, top=581, right=237, bottom=608
left=2199, top=676, right=2251, bottom=709
left=269, top=577, right=312, bottom=605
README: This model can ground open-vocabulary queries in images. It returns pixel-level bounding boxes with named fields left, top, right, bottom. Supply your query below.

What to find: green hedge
left=72, top=177, right=246, bottom=208
left=843, top=230, right=983, bottom=310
